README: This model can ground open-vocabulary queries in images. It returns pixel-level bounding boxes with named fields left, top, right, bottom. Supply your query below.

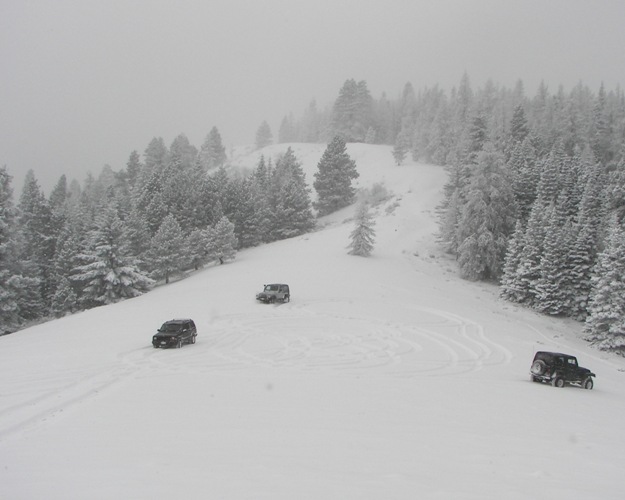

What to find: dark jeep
left=530, top=351, right=595, bottom=389
left=256, top=284, right=290, bottom=303
left=152, top=319, right=197, bottom=348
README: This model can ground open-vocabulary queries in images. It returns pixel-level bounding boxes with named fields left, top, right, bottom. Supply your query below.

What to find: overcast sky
left=2, top=0, right=625, bottom=193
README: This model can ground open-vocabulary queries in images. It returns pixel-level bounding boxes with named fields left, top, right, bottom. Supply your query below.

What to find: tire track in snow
left=146, top=301, right=513, bottom=378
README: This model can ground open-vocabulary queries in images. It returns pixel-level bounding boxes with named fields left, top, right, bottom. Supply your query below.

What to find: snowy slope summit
left=2, top=144, right=625, bottom=500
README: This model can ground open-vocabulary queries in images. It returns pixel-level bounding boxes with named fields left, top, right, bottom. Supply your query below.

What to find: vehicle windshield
left=264, top=285, right=279, bottom=291
left=160, top=323, right=182, bottom=333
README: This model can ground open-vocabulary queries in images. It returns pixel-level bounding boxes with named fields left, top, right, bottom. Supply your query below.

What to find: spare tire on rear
left=531, top=360, right=547, bottom=375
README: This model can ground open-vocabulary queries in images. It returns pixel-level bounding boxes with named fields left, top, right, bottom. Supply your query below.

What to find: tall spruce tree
left=457, top=145, right=517, bottom=281
left=534, top=204, right=574, bottom=315
left=392, top=127, right=411, bottom=165
left=255, top=120, right=273, bottom=150
left=199, top=126, right=227, bottom=170
left=513, top=197, right=548, bottom=307
left=313, top=136, right=360, bottom=216
left=207, top=216, right=238, bottom=264
left=347, top=202, right=376, bottom=257
left=585, top=218, right=625, bottom=354
left=499, top=220, right=526, bottom=302
left=16, top=170, right=55, bottom=315
left=331, top=79, right=372, bottom=141
left=0, top=166, right=20, bottom=333
left=269, top=148, right=315, bottom=239
left=72, top=206, right=153, bottom=308
left=146, top=214, right=186, bottom=284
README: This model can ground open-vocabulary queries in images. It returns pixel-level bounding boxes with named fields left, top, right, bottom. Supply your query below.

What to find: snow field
left=2, top=144, right=625, bottom=499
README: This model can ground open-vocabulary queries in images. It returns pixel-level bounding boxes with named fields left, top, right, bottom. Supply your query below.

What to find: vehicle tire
left=191, top=335, right=196, bottom=344
left=552, top=377, right=565, bottom=388
left=583, top=377, right=594, bottom=390
left=284, top=295, right=290, bottom=303
left=531, top=375, right=539, bottom=383
left=531, top=360, right=547, bottom=375
left=177, top=339, right=182, bottom=349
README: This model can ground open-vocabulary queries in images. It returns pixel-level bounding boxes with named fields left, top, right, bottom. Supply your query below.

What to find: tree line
left=1, top=127, right=360, bottom=335
left=280, top=75, right=625, bottom=355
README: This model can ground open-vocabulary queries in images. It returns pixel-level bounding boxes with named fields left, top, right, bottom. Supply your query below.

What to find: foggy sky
left=2, top=0, right=625, bottom=193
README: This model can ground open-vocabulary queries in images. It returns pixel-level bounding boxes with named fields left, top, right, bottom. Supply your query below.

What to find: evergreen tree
left=585, top=218, right=625, bottom=354
left=255, top=120, right=273, bottom=149
left=125, top=150, right=142, bottom=190
left=72, top=206, right=153, bottom=308
left=392, top=127, right=411, bottom=165
left=51, top=276, right=78, bottom=318
left=207, top=216, right=238, bottom=264
left=300, top=99, right=324, bottom=142
left=606, top=152, right=625, bottom=222
left=534, top=204, right=574, bottom=315
left=187, top=228, right=210, bottom=270
left=232, top=177, right=264, bottom=248
left=142, top=137, right=169, bottom=174
left=568, top=161, right=606, bottom=319
left=347, top=202, right=376, bottom=257
left=16, top=170, right=55, bottom=313
left=269, top=148, right=315, bottom=239
left=146, top=214, right=186, bottom=284
left=134, top=168, right=167, bottom=236
left=457, top=145, right=517, bottom=280
left=513, top=197, right=548, bottom=306
left=331, top=79, right=372, bottom=141
left=199, top=126, right=227, bottom=170
left=537, top=143, right=566, bottom=204
left=509, top=104, right=530, bottom=146
left=121, top=209, right=152, bottom=268
left=0, top=166, right=20, bottom=333
left=313, top=136, right=360, bottom=216
left=499, top=220, right=526, bottom=302
left=467, top=112, right=488, bottom=163
left=278, top=114, right=297, bottom=143
left=438, top=187, right=463, bottom=255
left=251, top=156, right=273, bottom=243
left=169, top=133, right=198, bottom=170
left=364, top=126, right=377, bottom=144
left=508, top=137, right=539, bottom=222
left=426, top=101, right=453, bottom=165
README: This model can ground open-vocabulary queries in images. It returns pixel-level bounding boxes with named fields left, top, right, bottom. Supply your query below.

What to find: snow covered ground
left=2, top=144, right=625, bottom=499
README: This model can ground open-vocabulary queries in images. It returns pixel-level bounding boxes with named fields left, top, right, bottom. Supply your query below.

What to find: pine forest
left=2, top=75, right=625, bottom=355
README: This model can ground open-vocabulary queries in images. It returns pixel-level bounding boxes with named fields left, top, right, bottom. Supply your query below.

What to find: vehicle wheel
left=583, top=377, right=594, bottom=390
left=531, top=360, right=547, bottom=375
left=191, top=335, right=196, bottom=344
left=284, top=295, right=290, bottom=303
left=177, top=339, right=182, bottom=349
left=552, top=377, right=565, bottom=388
left=531, top=375, right=539, bottom=383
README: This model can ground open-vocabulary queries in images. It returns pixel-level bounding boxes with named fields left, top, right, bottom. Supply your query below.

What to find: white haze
left=2, top=0, right=625, bottom=192
left=1, top=144, right=624, bottom=499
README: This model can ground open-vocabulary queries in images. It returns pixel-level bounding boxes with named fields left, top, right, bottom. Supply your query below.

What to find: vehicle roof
left=164, top=318, right=194, bottom=324
left=535, top=351, right=576, bottom=358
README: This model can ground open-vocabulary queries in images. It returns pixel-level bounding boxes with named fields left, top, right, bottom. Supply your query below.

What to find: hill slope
left=2, top=144, right=625, bottom=500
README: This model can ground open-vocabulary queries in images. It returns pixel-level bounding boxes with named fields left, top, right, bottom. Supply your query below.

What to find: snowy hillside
left=2, top=144, right=625, bottom=500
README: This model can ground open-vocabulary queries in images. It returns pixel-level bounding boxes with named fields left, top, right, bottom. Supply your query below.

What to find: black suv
left=256, top=284, right=290, bottom=303
left=530, top=351, right=595, bottom=389
left=152, top=319, right=197, bottom=348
